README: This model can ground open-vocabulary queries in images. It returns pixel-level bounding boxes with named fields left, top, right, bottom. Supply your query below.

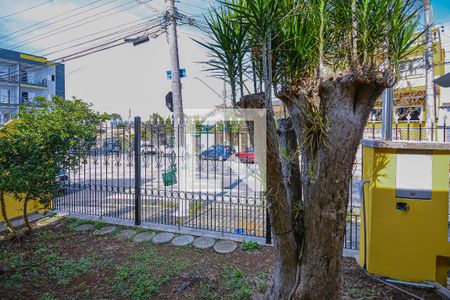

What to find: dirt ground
left=0, top=217, right=441, bottom=300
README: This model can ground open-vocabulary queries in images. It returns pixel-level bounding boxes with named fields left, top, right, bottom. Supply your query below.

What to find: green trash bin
left=162, top=167, right=177, bottom=186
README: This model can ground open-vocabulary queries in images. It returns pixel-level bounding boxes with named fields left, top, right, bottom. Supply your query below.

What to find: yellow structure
left=0, top=120, right=47, bottom=223
left=361, top=140, right=450, bottom=285
left=0, top=194, right=46, bottom=222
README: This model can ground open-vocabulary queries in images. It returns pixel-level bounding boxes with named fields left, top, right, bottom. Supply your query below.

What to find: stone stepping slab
left=94, top=226, right=116, bottom=236
left=73, top=224, right=95, bottom=232
left=193, top=237, right=216, bottom=249
left=171, top=235, right=194, bottom=246
left=152, top=232, right=175, bottom=245
left=214, top=240, right=237, bottom=254
left=116, top=229, right=137, bottom=240
left=133, top=232, right=156, bottom=243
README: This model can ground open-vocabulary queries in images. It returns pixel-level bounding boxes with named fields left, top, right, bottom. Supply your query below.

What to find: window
left=51, top=75, right=55, bottom=81
left=369, top=108, right=383, bottom=122
left=395, top=106, right=422, bottom=122
left=0, top=89, right=8, bottom=103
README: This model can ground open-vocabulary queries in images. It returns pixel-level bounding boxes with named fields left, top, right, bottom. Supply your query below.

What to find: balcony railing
left=20, top=78, right=47, bottom=88
left=0, top=74, right=19, bottom=84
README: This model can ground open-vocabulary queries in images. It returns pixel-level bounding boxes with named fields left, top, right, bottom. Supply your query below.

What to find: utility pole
left=424, top=0, right=435, bottom=141
left=166, top=0, right=184, bottom=146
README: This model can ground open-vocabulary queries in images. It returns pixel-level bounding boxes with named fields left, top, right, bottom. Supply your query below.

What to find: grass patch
left=65, top=218, right=106, bottom=230
left=37, top=229, right=65, bottom=240
left=38, top=292, right=58, bottom=300
left=0, top=250, right=25, bottom=288
left=224, top=268, right=253, bottom=300
left=199, top=282, right=219, bottom=300
left=113, top=248, right=191, bottom=299
left=241, top=240, right=260, bottom=251
left=346, top=282, right=374, bottom=298
left=48, top=256, right=94, bottom=285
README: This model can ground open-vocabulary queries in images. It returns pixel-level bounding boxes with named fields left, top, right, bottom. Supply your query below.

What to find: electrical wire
left=42, top=18, right=159, bottom=56
left=0, top=0, right=53, bottom=19
left=36, top=16, right=156, bottom=56
left=54, top=21, right=162, bottom=62
left=0, top=20, right=163, bottom=82
left=0, top=0, right=104, bottom=41
left=5, top=1, right=140, bottom=52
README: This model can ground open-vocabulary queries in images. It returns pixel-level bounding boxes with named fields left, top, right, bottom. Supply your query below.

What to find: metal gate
left=55, top=117, right=271, bottom=242
left=54, top=117, right=361, bottom=249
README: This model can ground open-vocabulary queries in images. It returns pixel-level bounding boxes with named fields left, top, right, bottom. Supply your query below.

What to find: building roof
left=433, top=72, right=450, bottom=88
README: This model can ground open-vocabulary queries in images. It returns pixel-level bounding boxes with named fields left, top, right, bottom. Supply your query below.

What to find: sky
left=0, top=0, right=450, bottom=119
left=0, top=0, right=220, bottom=119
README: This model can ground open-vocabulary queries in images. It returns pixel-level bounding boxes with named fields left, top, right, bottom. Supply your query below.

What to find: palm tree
left=195, top=4, right=250, bottom=107
left=202, top=0, right=422, bottom=298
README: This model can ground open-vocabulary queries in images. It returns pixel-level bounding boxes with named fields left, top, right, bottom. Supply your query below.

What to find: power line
left=36, top=17, right=152, bottom=55
left=54, top=21, right=162, bottom=62
left=0, top=0, right=53, bottom=19
left=5, top=1, right=141, bottom=53
left=0, top=20, right=163, bottom=82
left=0, top=0, right=104, bottom=41
left=42, top=17, right=158, bottom=56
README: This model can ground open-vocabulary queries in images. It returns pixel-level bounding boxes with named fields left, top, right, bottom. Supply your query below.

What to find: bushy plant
left=0, top=97, right=107, bottom=235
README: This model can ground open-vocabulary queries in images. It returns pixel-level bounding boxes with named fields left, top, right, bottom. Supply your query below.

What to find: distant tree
left=0, top=97, right=107, bottom=236
left=109, top=113, right=122, bottom=121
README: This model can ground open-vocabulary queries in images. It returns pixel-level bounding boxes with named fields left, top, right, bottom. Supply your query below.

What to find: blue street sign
left=166, top=69, right=187, bottom=80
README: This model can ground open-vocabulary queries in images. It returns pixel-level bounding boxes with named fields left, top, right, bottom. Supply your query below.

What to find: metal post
left=167, top=0, right=184, bottom=147
left=444, top=119, right=446, bottom=142
left=381, top=88, right=393, bottom=140
left=265, top=207, right=272, bottom=244
left=134, top=116, right=142, bottom=225
left=424, top=0, right=435, bottom=141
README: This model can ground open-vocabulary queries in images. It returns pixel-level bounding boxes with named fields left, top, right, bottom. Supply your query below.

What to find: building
left=0, top=48, right=65, bottom=124
left=368, top=27, right=446, bottom=140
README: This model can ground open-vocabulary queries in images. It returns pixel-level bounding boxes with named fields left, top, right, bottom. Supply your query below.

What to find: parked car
left=237, top=147, right=255, bottom=163
left=201, top=145, right=234, bottom=160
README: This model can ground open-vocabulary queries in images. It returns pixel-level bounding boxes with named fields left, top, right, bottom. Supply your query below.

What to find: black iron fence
left=364, top=122, right=449, bottom=142
left=55, top=117, right=270, bottom=242
left=55, top=117, right=367, bottom=249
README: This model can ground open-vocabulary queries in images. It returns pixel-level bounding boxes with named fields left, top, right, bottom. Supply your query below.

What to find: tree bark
left=240, top=75, right=385, bottom=299
left=238, top=94, right=298, bottom=299
left=23, top=192, right=32, bottom=233
left=277, top=118, right=303, bottom=240
left=0, top=191, right=16, bottom=235
left=289, top=76, right=385, bottom=299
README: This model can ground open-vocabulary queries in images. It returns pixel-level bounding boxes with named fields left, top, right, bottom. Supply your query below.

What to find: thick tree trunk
left=0, top=191, right=16, bottom=235
left=277, top=118, right=302, bottom=239
left=279, top=75, right=386, bottom=299
left=295, top=146, right=356, bottom=299
left=241, top=75, right=385, bottom=299
left=238, top=94, right=298, bottom=299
